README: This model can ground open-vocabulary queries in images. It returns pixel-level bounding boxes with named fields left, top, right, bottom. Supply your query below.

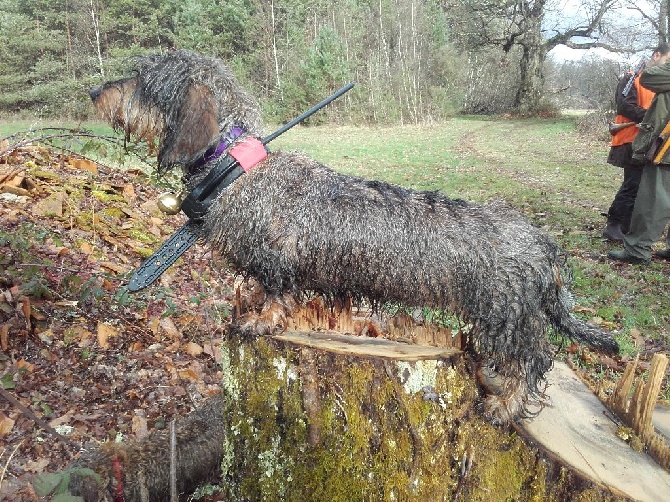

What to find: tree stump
left=211, top=327, right=629, bottom=501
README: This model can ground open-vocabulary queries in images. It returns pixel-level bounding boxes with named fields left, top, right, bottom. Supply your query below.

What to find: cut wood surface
left=273, top=330, right=461, bottom=360
left=517, top=361, right=670, bottom=502
left=655, top=405, right=670, bottom=439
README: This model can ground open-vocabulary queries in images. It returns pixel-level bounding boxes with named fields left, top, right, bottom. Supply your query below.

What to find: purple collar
left=190, top=125, right=245, bottom=173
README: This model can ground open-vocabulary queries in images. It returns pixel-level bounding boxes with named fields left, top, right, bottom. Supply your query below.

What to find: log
left=517, top=361, right=670, bottom=502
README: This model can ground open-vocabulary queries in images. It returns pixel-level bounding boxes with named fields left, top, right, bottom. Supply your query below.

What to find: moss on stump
left=217, top=333, right=617, bottom=502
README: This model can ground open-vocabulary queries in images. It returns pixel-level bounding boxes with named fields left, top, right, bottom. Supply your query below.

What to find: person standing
left=608, top=51, right=670, bottom=264
left=603, top=45, right=670, bottom=241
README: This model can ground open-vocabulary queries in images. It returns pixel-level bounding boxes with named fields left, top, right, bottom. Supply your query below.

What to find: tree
left=442, top=0, right=624, bottom=114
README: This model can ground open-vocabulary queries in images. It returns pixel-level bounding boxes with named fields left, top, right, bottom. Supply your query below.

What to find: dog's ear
left=159, top=83, right=219, bottom=170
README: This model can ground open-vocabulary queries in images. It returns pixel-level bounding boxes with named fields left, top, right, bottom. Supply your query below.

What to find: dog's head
left=89, top=77, right=164, bottom=153
left=89, top=50, right=263, bottom=174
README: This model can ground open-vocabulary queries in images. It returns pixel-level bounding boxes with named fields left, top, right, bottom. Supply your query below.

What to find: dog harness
left=188, top=125, right=245, bottom=174
left=127, top=82, right=355, bottom=292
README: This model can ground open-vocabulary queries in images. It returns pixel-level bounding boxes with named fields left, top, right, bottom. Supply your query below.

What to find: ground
left=1, top=144, right=233, bottom=500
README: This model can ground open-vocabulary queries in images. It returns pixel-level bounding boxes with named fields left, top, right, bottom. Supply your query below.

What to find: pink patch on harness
left=229, top=137, right=268, bottom=172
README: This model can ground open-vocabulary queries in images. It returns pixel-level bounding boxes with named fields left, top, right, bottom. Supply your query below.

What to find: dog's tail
left=548, top=283, right=619, bottom=354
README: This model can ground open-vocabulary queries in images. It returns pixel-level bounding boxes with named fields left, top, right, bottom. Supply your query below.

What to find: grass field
left=2, top=115, right=668, bottom=390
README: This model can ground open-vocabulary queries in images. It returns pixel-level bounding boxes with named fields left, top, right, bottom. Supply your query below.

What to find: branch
left=0, top=386, right=78, bottom=454
left=624, top=1, right=661, bottom=32
left=0, top=127, right=154, bottom=174
left=561, top=40, right=632, bottom=54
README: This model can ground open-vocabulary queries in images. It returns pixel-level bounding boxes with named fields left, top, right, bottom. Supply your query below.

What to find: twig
left=170, top=419, right=177, bottom=502
left=0, top=386, right=77, bottom=454
left=0, top=128, right=154, bottom=173
left=0, top=440, right=23, bottom=489
left=453, top=447, right=473, bottom=502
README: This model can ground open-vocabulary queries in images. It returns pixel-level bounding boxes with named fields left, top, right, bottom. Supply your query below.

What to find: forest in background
left=0, top=0, right=659, bottom=124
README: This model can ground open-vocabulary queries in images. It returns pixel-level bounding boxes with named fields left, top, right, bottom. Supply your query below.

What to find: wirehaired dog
left=89, top=50, right=618, bottom=424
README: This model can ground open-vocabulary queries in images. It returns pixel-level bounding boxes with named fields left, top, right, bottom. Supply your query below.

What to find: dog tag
left=127, top=220, right=202, bottom=292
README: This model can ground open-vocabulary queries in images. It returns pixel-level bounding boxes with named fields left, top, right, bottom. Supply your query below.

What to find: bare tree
left=443, top=0, right=629, bottom=114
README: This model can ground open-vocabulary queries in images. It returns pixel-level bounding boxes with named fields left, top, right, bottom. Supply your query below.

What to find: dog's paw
left=482, top=394, right=518, bottom=426
left=234, top=301, right=290, bottom=337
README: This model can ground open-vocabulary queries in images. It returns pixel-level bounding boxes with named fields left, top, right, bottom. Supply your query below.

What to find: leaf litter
left=1, top=145, right=235, bottom=499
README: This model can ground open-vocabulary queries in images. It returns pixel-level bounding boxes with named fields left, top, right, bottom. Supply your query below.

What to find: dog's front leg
left=234, top=291, right=299, bottom=336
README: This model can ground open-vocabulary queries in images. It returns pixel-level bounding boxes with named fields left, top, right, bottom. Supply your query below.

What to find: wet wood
left=608, top=353, right=670, bottom=472
left=284, top=297, right=464, bottom=348
left=273, top=330, right=461, bottom=360
left=514, top=361, right=670, bottom=502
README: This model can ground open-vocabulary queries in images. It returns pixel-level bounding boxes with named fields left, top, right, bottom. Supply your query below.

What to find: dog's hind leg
left=480, top=367, right=529, bottom=424
left=479, top=362, right=547, bottom=424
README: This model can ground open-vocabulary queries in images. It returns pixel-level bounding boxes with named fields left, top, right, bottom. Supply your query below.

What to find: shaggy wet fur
left=68, top=393, right=227, bottom=501
left=90, top=50, right=618, bottom=425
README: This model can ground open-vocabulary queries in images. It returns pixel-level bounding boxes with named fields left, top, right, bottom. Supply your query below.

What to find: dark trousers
left=607, top=166, right=643, bottom=232
left=624, top=164, right=670, bottom=259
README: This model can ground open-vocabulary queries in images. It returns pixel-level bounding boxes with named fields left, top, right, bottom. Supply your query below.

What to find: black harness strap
left=128, top=220, right=201, bottom=292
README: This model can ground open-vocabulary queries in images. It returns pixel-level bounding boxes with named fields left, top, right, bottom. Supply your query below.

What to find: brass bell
left=157, top=191, right=184, bottom=215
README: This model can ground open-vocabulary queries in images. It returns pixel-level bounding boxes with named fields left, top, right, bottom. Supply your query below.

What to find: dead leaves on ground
left=0, top=145, right=235, bottom=496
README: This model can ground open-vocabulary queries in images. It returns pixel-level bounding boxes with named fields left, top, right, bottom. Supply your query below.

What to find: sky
left=545, top=0, right=653, bottom=64
left=547, top=45, right=624, bottom=63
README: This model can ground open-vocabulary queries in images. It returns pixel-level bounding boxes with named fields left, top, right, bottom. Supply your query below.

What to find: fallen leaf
left=184, top=341, right=203, bottom=356
left=599, top=355, right=621, bottom=371
left=132, top=412, right=148, bottom=438
left=36, top=329, right=55, bottom=346
left=17, top=359, right=35, bottom=372
left=0, top=184, right=31, bottom=196
left=24, top=458, right=50, bottom=473
left=159, top=317, right=181, bottom=339
left=98, top=261, right=128, bottom=274
left=3, top=172, right=24, bottom=187
left=97, top=323, right=120, bottom=349
left=48, top=410, right=74, bottom=428
left=123, top=184, right=136, bottom=199
left=80, top=242, right=93, bottom=254
left=178, top=369, right=201, bottom=382
left=69, top=157, right=98, bottom=174
left=0, top=323, right=9, bottom=351
left=18, top=296, right=32, bottom=330
left=149, top=316, right=160, bottom=336
left=32, top=193, right=64, bottom=217
left=203, top=340, right=223, bottom=363
left=0, top=412, right=15, bottom=436
left=629, top=328, right=645, bottom=348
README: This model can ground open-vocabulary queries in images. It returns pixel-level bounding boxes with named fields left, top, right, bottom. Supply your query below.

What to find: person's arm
left=640, top=62, right=670, bottom=93
left=617, top=75, right=647, bottom=122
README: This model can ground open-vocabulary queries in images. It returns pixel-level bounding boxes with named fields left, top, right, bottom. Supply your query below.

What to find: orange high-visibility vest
left=611, top=74, right=655, bottom=146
